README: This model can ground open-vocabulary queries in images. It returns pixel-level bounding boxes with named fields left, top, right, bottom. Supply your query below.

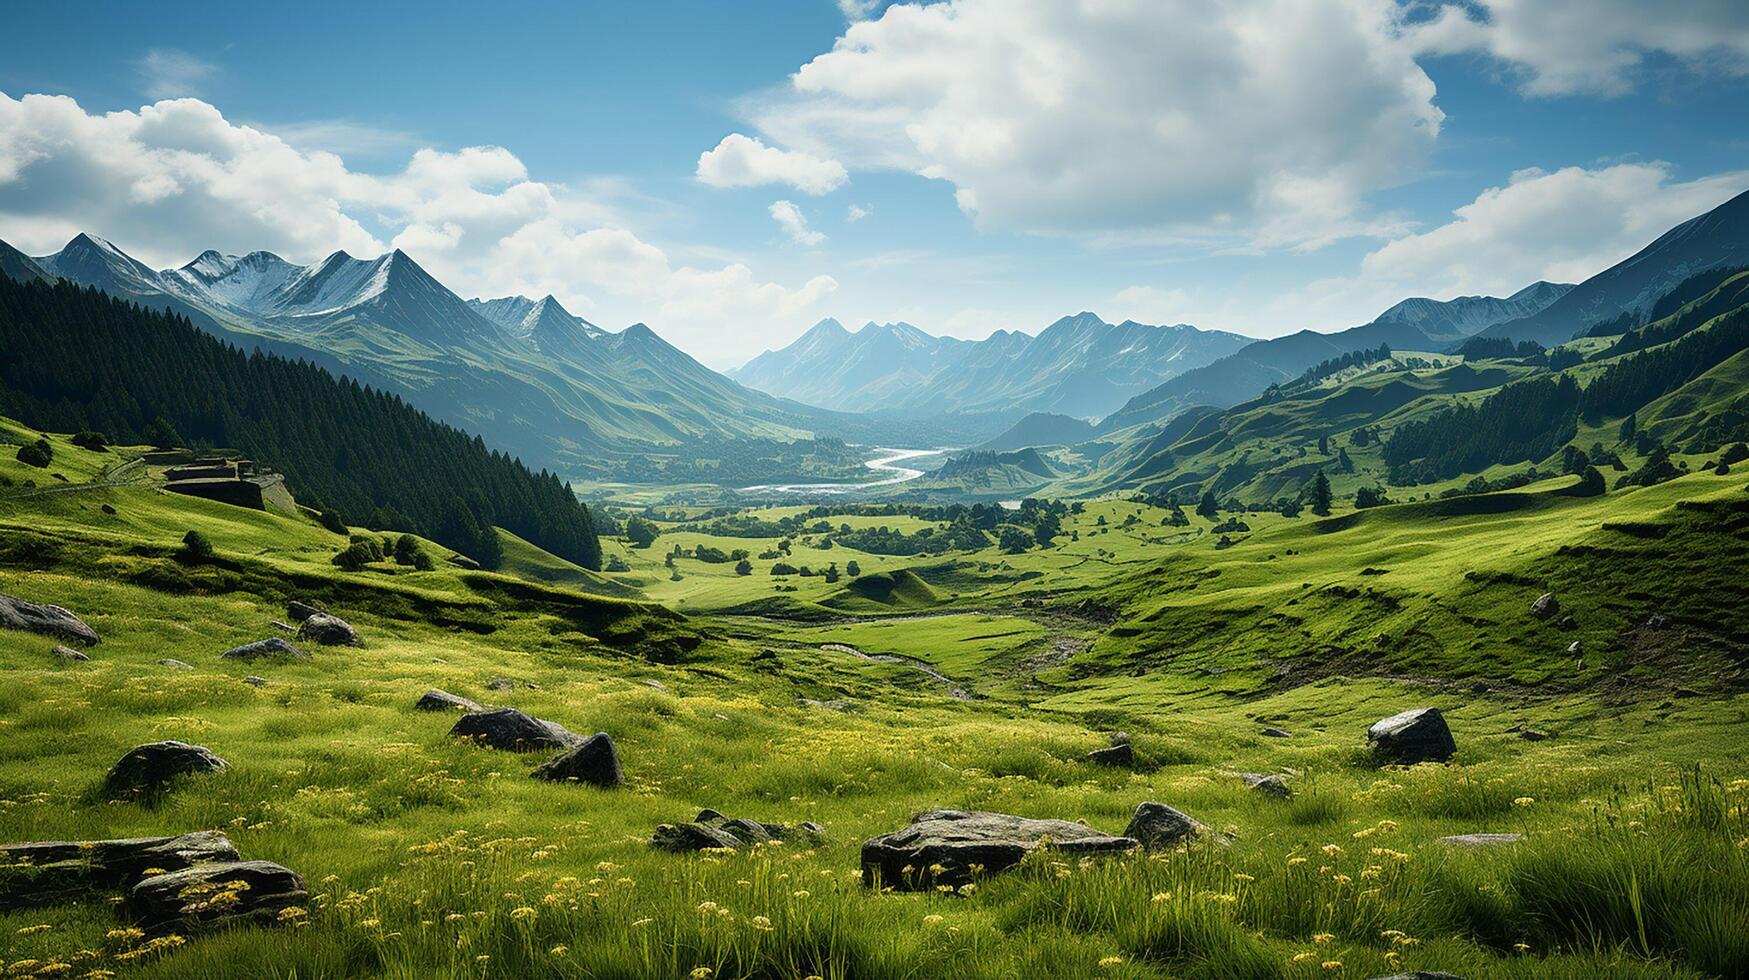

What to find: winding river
left=739, top=447, right=946, bottom=495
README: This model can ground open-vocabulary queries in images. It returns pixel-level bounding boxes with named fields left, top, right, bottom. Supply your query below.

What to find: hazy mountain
left=1099, top=284, right=1572, bottom=434
left=733, top=312, right=1250, bottom=419
left=978, top=412, right=1098, bottom=451
left=1477, top=187, right=1749, bottom=346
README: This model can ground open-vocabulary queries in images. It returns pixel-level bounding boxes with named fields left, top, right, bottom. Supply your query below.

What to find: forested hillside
left=0, top=276, right=601, bottom=569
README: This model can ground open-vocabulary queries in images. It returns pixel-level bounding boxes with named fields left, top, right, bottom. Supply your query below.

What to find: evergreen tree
left=1196, top=490, right=1220, bottom=520
left=1306, top=471, right=1333, bottom=516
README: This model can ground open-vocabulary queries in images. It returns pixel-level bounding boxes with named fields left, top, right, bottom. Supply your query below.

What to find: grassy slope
left=0, top=416, right=1746, bottom=978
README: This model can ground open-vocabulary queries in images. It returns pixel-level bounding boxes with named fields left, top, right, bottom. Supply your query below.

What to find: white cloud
left=0, top=90, right=836, bottom=365
left=1359, top=163, right=1749, bottom=296
left=695, top=133, right=848, bottom=195
left=1407, top=0, right=1749, bottom=97
left=749, top=0, right=1443, bottom=249
left=837, top=0, right=880, bottom=20
left=846, top=203, right=871, bottom=222
left=769, top=200, right=826, bottom=246
left=136, top=50, right=218, bottom=100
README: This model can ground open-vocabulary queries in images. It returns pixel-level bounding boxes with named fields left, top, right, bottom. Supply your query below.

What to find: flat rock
left=0, top=831, right=239, bottom=887
left=159, top=658, right=195, bottom=671
left=104, top=741, right=228, bottom=798
left=1368, top=707, right=1456, bottom=764
left=285, top=600, right=325, bottom=622
left=0, top=593, right=99, bottom=645
left=1260, top=727, right=1291, bottom=738
left=449, top=707, right=582, bottom=751
left=861, top=809, right=1136, bottom=890
left=1087, top=741, right=1134, bottom=766
left=531, top=732, right=623, bottom=787
left=651, top=810, right=824, bottom=852
left=128, top=860, right=307, bottom=930
left=221, top=637, right=307, bottom=660
left=296, top=612, right=359, bottom=647
left=1124, top=801, right=1208, bottom=849
left=51, top=644, right=90, bottom=662
left=1238, top=773, right=1292, bottom=798
left=243, top=676, right=267, bottom=687
left=1439, top=833, right=1522, bottom=847
left=416, top=689, right=483, bottom=712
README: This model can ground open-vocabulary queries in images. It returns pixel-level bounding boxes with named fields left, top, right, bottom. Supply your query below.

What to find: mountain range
left=732, top=313, right=1252, bottom=419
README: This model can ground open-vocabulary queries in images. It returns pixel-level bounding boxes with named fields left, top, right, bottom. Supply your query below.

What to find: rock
left=296, top=612, right=359, bottom=647
left=449, top=707, right=582, bottom=751
left=1530, top=592, right=1559, bottom=619
left=861, top=810, right=1136, bottom=890
left=1367, top=707, right=1456, bottom=764
left=0, top=831, right=240, bottom=887
left=643, top=679, right=668, bottom=691
left=416, top=689, right=483, bottom=712
left=1124, top=802, right=1208, bottom=849
left=243, top=676, right=267, bottom=687
left=1260, top=727, right=1291, bottom=738
left=486, top=677, right=516, bottom=692
left=159, top=658, right=195, bottom=671
left=128, top=860, right=307, bottom=930
left=531, top=732, right=623, bottom=787
left=104, top=741, right=228, bottom=798
left=1087, top=740, right=1135, bottom=766
left=220, top=637, right=307, bottom=660
left=796, top=697, right=858, bottom=712
left=651, top=810, right=824, bottom=852
left=0, top=593, right=100, bottom=646
left=1567, top=640, right=1582, bottom=655
left=51, top=644, right=90, bottom=662
left=1239, top=773, right=1292, bottom=798
left=285, top=600, right=325, bottom=622
left=1518, top=729, right=1549, bottom=742
left=1439, top=833, right=1522, bottom=846
left=270, top=620, right=296, bottom=633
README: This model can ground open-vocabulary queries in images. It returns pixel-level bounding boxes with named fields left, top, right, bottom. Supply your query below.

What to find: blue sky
left=2, top=1, right=1747, bottom=367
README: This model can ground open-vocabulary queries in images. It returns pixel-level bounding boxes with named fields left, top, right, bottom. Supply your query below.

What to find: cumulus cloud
left=1407, top=0, right=1749, bottom=97
left=846, top=203, right=871, bottom=222
left=0, top=91, right=836, bottom=363
left=837, top=0, right=880, bottom=20
left=695, top=133, right=847, bottom=195
left=1359, top=163, right=1749, bottom=296
left=769, top=200, right=826, bottom=246
left=747, top=0, right=1442, bottom=248
left=136, top=49, right=218, bottom=100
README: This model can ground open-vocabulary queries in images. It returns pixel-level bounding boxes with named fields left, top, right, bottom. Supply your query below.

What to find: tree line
left=0, top=277, right=600, bottom=570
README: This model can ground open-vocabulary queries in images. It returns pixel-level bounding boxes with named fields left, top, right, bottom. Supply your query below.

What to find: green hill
left=822, top=568, right=939, bottom=610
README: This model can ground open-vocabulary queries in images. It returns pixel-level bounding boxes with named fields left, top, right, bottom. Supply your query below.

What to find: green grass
left=1, top=415, right=1747, bottom=978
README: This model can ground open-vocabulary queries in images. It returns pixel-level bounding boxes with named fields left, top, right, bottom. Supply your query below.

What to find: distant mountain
left=1099, top=284, right=1571, bottom=434
left=1477, top=188, right=1749, bottom=346
left=979, top=412, right=1098, bottom=451
left=17, top=233, right=867, bottom=476
left=733, top=312, right=1251, bottom=419
left=0, top=239, right=53, bottom=284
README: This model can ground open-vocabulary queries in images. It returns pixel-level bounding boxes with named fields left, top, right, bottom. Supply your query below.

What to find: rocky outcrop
left=651, top=809, right=825, bottom=852
left=1124, top=802, right=1208, bottom=849
left=1368, top=708, right=1457, bottom=764
left=0, top=832, right=241, bottom=909
left=861, top=810, right=1136, bottom=890
left=416, top=689, right=483, bottom=712
left=531, top=733, right=623, bottom=787
left=449, top=708, right=582, bottom=751
left=104, top=741, right=228, bottom=798
left=296, top=612, right=359, bottom=647
left=128, top=860, right=307, bottom=930
left=220, top=637, right=307, bottom=660
left=0, top=594, right=99, bottom=645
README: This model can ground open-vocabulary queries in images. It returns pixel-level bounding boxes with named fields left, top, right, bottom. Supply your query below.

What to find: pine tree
left=1307, top=471, right=1333, bottom=516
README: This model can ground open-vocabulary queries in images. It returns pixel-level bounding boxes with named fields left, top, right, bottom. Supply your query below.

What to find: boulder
left=1087, top=733, right=1135, bottom=766
left=486, top=677, right=516, bottom=692
left=651, top=810, right=824, bottom=852
left=296, top=612, right=359, bottom=647
left=51, top=644, right=90, bottom=662
left=416, top=689, right=483, bottom=712
left=1124, top=802, right=1208, bottom=849
left=1260, top=727, right=1291, bottom=738
left=531, top=732, right=623, bottom=787
left=104, top=741, right=228, bottom=798
left=159, top=658, right=195, bottom=671
left=221, top=637, right=307, bottom=660
left=449, top=707, right=582, bottom=751
left=285, top=600, right=325, bottom=622
left=1238, top=773, right=1292, bottom=798
left=1439, top=833, right=1522, bottom=847
left=1367, top=707, right=1456, bottom=764
left=0, top=831, right=239, bottom=887
left=861, top=810, right=1136, bottom=890
left=0, top=594, right=99, bottom=646
left=128, top=860, right=307, bottom=930
left=1530, top=592, right=1559, bottom=619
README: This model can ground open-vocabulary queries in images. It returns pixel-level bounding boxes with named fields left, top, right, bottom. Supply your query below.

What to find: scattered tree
left=14, top=439, right=52, bottom=468
left=1196, top=490, right=1220, bottom=520
left=1306, top=471, right=1333, bottom=516
left=625, top=517, right=660, bottom=549
left=180, top=529, right=214, bottom=560
left=734, top=558, right=753, bottom=575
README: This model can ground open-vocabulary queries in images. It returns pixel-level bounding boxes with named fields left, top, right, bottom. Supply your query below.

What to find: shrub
left=15, top=439, right=52, bottom=468
left=70, top=430, right=108, bottom=451
left=734, top=559, right=753, bottom=576
left=180, top=529, right=214, bottom=560
left=605, top=554, right=631, bottom=572
left=770, top=562, right=798, bottom=576
left=626, top=517, right=660, bottom=548
left=332, top=541, right=377, bottom=570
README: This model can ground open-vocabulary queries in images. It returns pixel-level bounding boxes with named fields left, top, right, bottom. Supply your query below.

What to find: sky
left=2, top=0, right=1747, bottom=369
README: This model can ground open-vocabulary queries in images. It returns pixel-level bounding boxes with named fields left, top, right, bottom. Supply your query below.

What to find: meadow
left=2, top=420, right=1748, bottom=978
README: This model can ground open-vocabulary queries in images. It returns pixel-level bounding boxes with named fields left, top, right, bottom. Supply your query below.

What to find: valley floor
left=1, top=425, right=1747, bottom=978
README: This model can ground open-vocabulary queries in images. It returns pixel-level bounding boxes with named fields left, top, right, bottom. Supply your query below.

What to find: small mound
left=823, top=569, right=939, bottom=611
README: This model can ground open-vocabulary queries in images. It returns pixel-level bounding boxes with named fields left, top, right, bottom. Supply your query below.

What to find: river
left=739, top=447, right=946, bottom=495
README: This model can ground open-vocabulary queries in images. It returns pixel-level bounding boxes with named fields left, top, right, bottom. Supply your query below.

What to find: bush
left=70, top=430, right=108, bottom=451
left=142, top=416, right=183, bottom=449
left=180, top=529, right=214, bottom=560
left=605, top=554, right=631, bottom=572
left=15, top=439, right=52, bottom=468
left=770, top=562, right=798, bottom=576
left=734, top=558, right=753, bottom=575
left=332, top=541, right=377, bottom=570
left=626, top=517, right=660, bottom=548
left=846, top=560, right=861, bottom=576
left=318, top=507, right=347, bottom=535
